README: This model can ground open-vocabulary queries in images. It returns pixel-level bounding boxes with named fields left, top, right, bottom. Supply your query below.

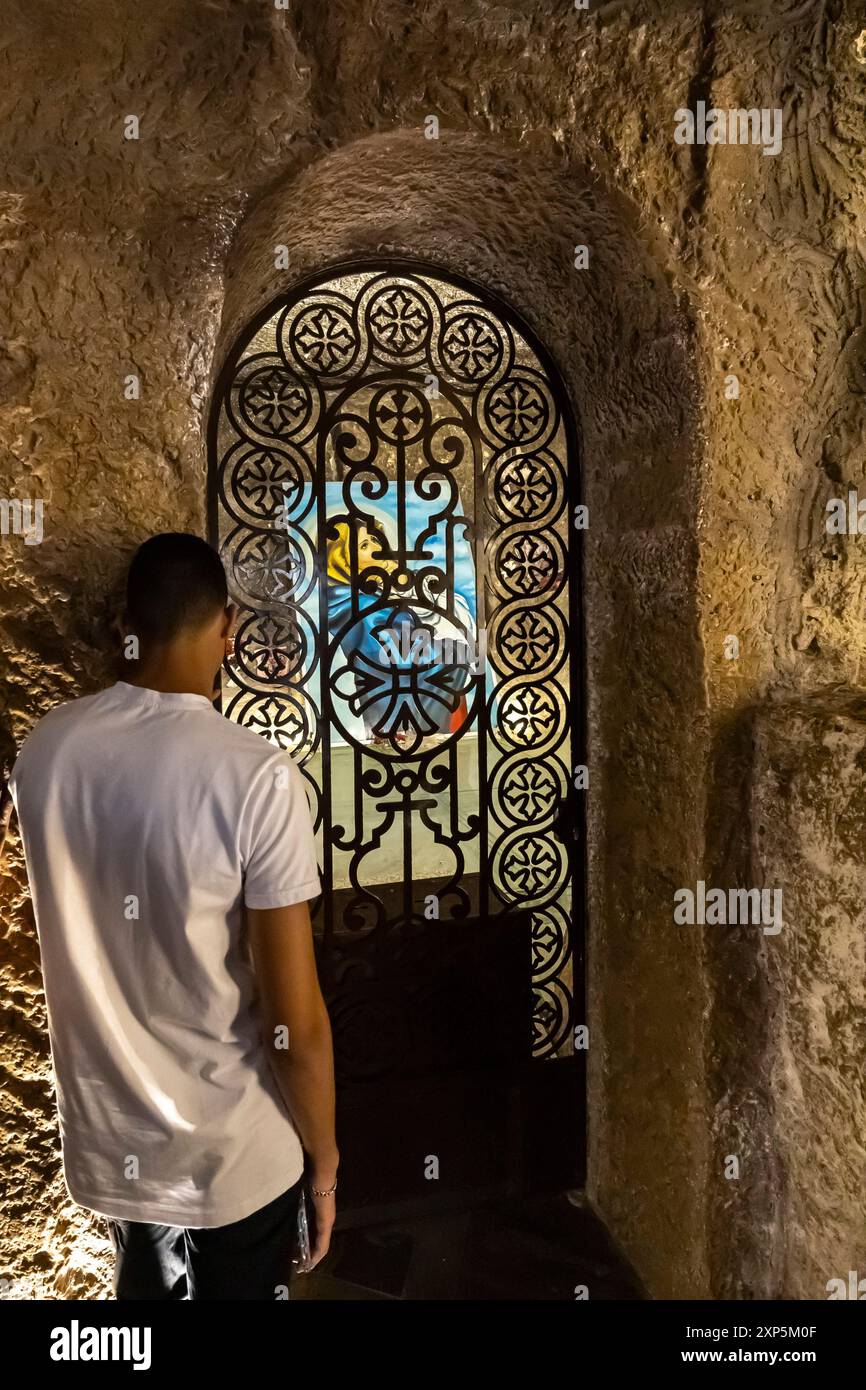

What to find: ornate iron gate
left=209, top=263, right=585, bottom=1205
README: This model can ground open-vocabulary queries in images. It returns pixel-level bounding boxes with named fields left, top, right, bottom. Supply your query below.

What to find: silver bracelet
left=310, top=1178, right=337, bottom=1197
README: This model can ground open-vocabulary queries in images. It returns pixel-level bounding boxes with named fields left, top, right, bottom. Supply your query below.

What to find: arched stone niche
left=210, top=130, right=708, bottom=1298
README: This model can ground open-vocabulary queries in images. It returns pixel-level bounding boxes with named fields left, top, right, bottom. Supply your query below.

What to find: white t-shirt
left=9, top=680, right=321, bottom=1228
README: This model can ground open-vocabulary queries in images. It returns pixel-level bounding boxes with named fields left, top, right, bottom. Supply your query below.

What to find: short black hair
left=125, top=533, right=228, bottom=644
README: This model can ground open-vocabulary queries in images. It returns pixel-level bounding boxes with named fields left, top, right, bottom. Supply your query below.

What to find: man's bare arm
left=246, top=899, right=339, bottom=1265
left=246, top=900, right=338, bottom=1170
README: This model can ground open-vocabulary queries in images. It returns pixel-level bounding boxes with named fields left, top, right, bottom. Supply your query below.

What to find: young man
left=2, top=532, right=338, bottom=1299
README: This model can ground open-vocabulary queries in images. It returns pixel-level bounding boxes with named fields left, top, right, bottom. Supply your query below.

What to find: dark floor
left=290, top=1190, right=645, bottom=1300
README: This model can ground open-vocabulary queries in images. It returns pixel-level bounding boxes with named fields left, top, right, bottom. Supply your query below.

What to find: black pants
left=106, top=1177, right=304, bottom=1300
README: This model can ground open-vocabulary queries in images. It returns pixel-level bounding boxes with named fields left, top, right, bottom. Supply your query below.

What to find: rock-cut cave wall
left=1, top=0, right=865, bottom=1300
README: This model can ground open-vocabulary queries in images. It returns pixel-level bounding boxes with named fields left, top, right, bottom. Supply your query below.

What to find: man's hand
left=0, top=760, right=15, bottom=869
left=307, top=1165, right=338, bottom=1270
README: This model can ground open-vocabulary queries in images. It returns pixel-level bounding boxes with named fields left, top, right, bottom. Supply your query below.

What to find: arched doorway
left=208, top=261, right=585, bottom=1217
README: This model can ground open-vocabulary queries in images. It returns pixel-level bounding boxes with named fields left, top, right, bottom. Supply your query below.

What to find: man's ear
left=220, top=603, right=237, bottom=638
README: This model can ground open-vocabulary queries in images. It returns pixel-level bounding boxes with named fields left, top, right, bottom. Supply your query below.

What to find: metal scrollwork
left=211, top=267, right=579, bottom=1060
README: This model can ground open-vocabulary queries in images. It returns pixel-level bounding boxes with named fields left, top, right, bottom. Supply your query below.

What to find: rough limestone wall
left=751, top=695, right=866, bottom=1300
left=0, top=0, right=312, bottom=1299
left=0, top=0, right=863, bottom=1300
left=693, top=10, right=866, bottom=1297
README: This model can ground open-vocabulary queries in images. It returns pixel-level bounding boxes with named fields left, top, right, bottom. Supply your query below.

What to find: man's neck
left=125, top=663, right=216, bottom=701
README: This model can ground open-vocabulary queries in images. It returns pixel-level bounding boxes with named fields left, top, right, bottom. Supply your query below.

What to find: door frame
left=207, top=255, right=588, bottom=1191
